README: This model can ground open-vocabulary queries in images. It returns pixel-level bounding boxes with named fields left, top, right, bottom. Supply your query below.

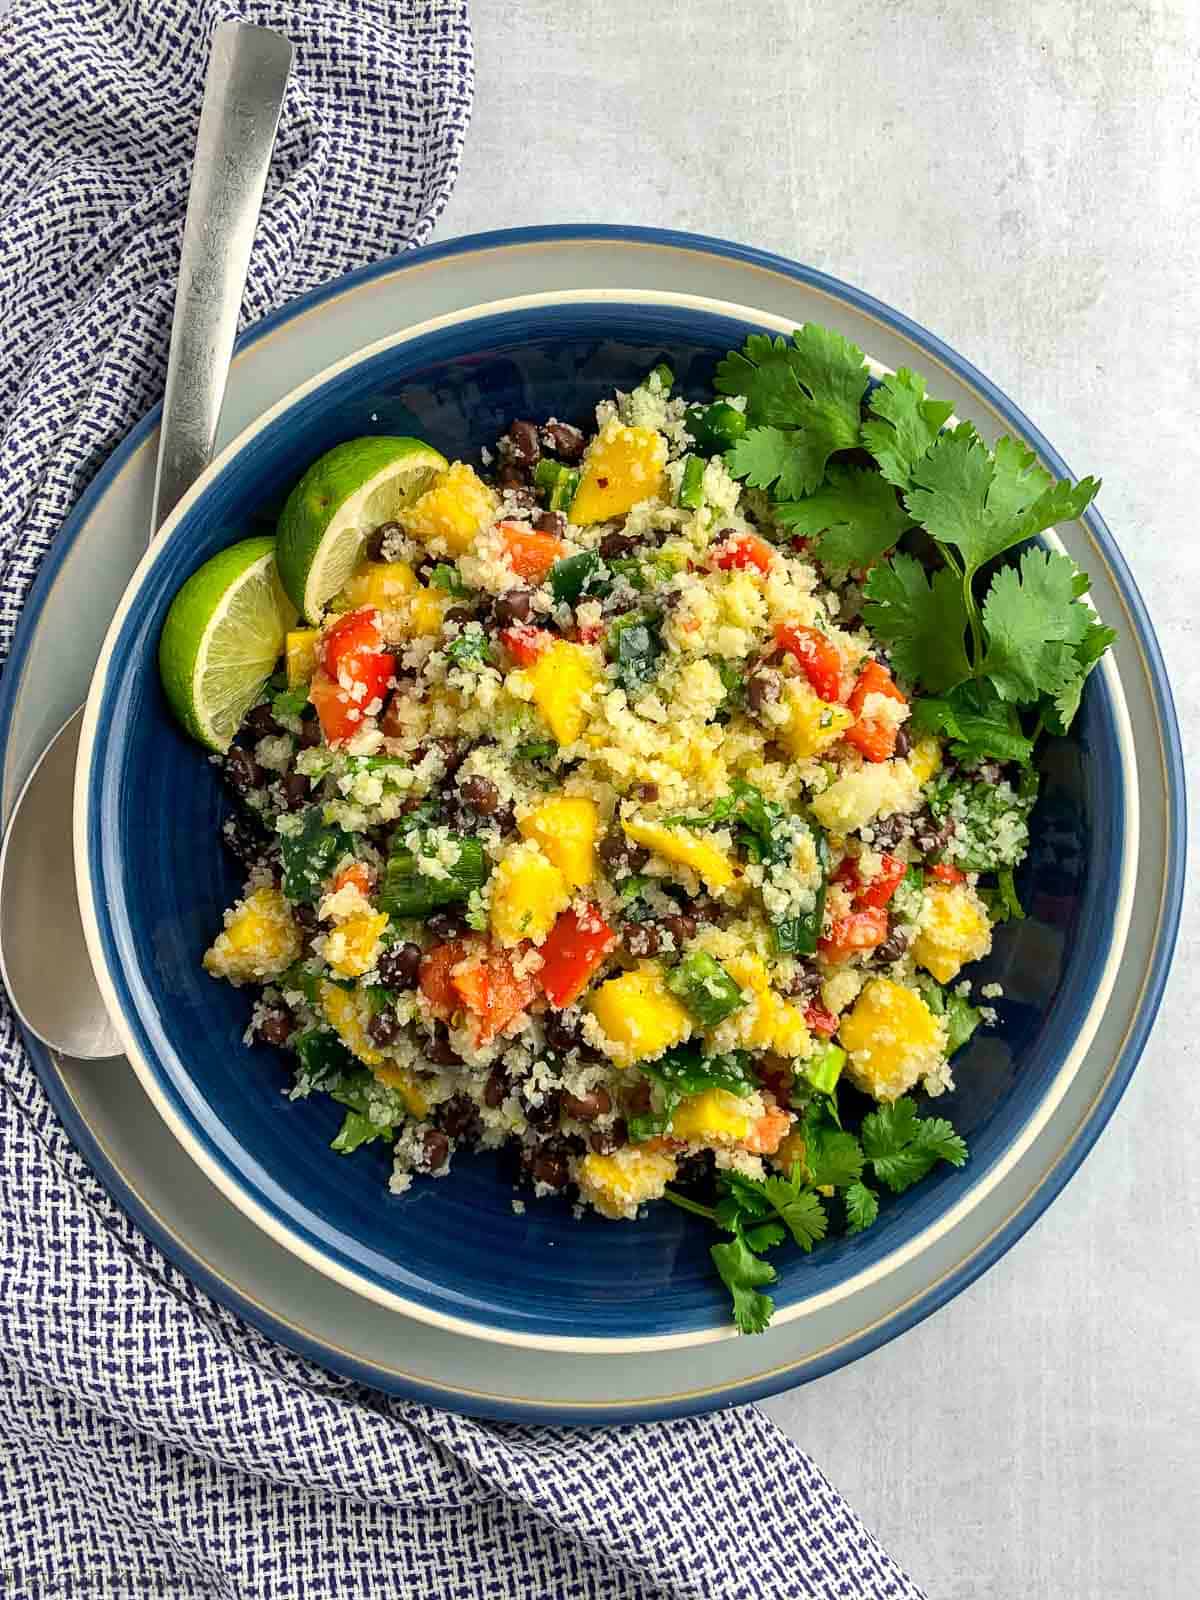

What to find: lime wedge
left=275, top=436, right=448, bottom=623
left=158, top=537, right=298, bottom=752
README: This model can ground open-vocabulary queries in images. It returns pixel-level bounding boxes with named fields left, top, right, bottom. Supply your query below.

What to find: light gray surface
left=440, top=4, right=1198, bottom=1597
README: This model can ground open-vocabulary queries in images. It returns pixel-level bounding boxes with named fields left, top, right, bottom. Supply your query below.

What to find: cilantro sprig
left=669, top=1095, right=968, bottom=1334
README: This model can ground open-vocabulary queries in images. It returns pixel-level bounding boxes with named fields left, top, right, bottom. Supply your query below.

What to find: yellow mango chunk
left=374, top=1061, right=431, bottom=1118
left=775, top=679, right=855, bottom=760
left=518, top=796, right=599, bottom=888
left=912, top=882, right=992, bottom=985
left=320, top=981, right=384, bottom=1067
left=403, top=462, right=498, bottom=555
left=489, top=842, right=570, bottom=947
left=525, top=640, right=599, bottom=746
left=724, top=953, right=810, bottom=1057
left=408, top=586, right=452, bottom=636
left=907, top=735, right=942, bottom=786
left=838, top=977, right=944, bottom=1102
left=285, top=629, right=320, bottom=688
left=621, top=817, right=735, bottom=893
left=588, top=963, right=692, bottom=1064
left=338, top=560, right=419, bottom=611
left=324, top=910, right=390, bottom=979
left=203, top=888, right=299, bottom=986
left=570, top=420, right=667, bottom=525
left=668, top=1088, right=755, bottom=1145
left=576, top=1146, right=677, bottom=1220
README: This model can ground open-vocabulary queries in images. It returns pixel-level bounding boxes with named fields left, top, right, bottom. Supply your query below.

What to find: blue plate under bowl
left=74, top=293, right=1134, bottom=1350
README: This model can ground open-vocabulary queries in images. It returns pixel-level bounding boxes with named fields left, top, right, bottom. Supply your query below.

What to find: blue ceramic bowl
left=75, top=293, right=1134, bottom=1350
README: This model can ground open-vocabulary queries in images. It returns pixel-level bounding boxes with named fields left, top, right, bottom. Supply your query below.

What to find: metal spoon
left=0, top=22, right=293, bottom=1058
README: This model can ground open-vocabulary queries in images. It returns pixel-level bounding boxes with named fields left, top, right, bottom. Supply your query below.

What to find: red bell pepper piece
left=498, top=521, right=565, bottom=582
left=331, top=862, right=372, bottom=897
left=818, top=907, right=889, bottom=965
left=418, top=941, right=469, bottom=1019
left=832, top=852, right=907, bottom=909
left=500, top=624, right=554, bottom=666
left=312, top=608, right=396, bottom=746
left=774, top=622, right=843, bottom=704
left=844, top=659, right=907, bottom=763
left=451, top=947, right=538, bottom=1044
left=804, top=1003, right=839, bottom=1037
left=710, top=532, right=775, bottom=574
left=538, top=905, right=616, bottom=1009
left=930, top=863, right=966, bottom=885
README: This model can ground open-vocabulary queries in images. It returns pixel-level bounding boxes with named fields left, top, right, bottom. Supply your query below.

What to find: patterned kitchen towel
left=0, top=3, right=926, bottom=1596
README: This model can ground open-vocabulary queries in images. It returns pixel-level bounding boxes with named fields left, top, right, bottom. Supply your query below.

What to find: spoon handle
left=151, top=22, right=294, bottom=536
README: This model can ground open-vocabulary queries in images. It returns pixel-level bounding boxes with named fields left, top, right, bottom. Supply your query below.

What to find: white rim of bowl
left=74, top=288, right=1140, bottom=1354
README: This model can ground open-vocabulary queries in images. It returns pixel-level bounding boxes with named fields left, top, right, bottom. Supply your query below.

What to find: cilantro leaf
left=445, top=628, right=494, bottom=668
left=861, top=552, right=972, bottom=692
left=774, top=466, right=912, bottom=569
left=761, top=1178, right=829, bottom=1251
left=927, top=769, right=1036, bottom=871
left=917, top=976, right=982, bottom=1055
left=861, top=1096, right=968, bottom=1194
left=908, top=681, right=1035, bottom=766
left=743, top=1221, right=788, bottom=1252
left=726, top=426, right=823, bottom=500
left=271, top=684, right=310, bottom=722
left=800, top=1112, right=865, bottom=1189
left=330, top=1109, right=394, bottom=1154
left=904, top=427, right=1100, bottom=576
left=1045, top=620, right=1117, bottom=735
left=993, top=865, right=1025, bottom=922
left=710, top=1235, right=777, bottom=1335
left=844, top=1181, right=879, bottom=1234
left=861, top=368, right=955, bottom=490
left=981, top=548, right=1094, bottom=703
left=715, top=333, right=808, bottom=428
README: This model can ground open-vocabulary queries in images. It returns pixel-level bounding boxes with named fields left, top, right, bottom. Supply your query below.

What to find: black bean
left=868, top=813, right=911, bottom=850
left=223, top=746, right=265, bottom=795
left=534, top=510, right=566, bottom=537
left=491, top=801, right=517, bottom=835
left=658, top=913, right=698, bottom=948
left=624, top=1079, right=652, bottom=1116
left=292, top=902, right=319, bottom=932
left=529, top=1146, right=571, bottom=1190
left=747, top=668, right=782, bottom=712
left=298, top=717, right=323, bottom=750
left=599, top=529, right=637, bottom=560
left=543, top=1012, right=585, bottom=1054
left=589, top=1119, right=628, bottom=1155
left=622, top=922, right=661, bottom=959
left=280, top=772, right=310, bottom=810
left=484, top=1068, right=509, bottom=1109
left=244, top=702, right=283, bottom=740
left=912, top=808, right=954, bottom=856
left=873, top=927, right=911, bottom=965
left=629, top=781, right=659, bottom=803
left=253, top=1006, right=295, bottom=1047
left=442, top=606, right=477, bottom=631
left=439, top=1095, right=478, bottom=1138
left=424, top=1028, right=463, bottom=1067
left=502, top=484, right=538, bottom=512
left=784, top=963, right=822, bottom=1001
left=459, top=775, right=499, bottom=815
left=426, top=908, right=470, bottom=942
left=541, top=420, right=585, bottom=462
left=562, top=1087, right=611, bottom=1122
left=421, top=1130, right=450, bottom=1172
left=373, top=519, right=403, bottom=548
left=893, top=726, right=912, bottom=759
left=222, top=815, right=268, bottom=867
left=689, top=895, right=726, bottom=926
left=493, top=587, right=534, bottom=627
left=598, top=832, right=648, bottom=874
left=524, top=1090, right=562, bottom=1133
left=377, top=942, right=423, bottom=991
left=497, top=462, right=530, bottom=491
left=367, top=1009, right=400, bottom=1046
left=506, top=420, right=541, bottom=468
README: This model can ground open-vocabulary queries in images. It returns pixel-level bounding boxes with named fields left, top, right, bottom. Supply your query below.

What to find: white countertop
left=439, top=3, right=1196, bottom=1594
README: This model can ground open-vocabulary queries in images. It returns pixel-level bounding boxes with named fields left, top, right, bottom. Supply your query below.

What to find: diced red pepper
left=832, top=852, right=906, bottom=909
left=418, top=941, right=469, bottom=1019
left=710, top=532, right=775, bottom=574
left=804, top=1003, right=839, bottom=1037
left=498, top=522, right=565, bottom=582
left=538, top=905, right=617, bottom=1009
left=331, top=862, right=373, bottom=897
left=312, top=607, right=395, bottom=746
left=818, top=907, right=889, bottom=965
left=575, top=619, right=604, bottom=645
left=844, top=659, right=907, bottom=763
left=774, top=622, right=844, bottom=704
left=500, top=624, right=555, bottom=665
left=790, top=535, right=811, bottom=555
left=451, top=947, right=538, bottom=1044
left=930, top=863, right=966, bottom=885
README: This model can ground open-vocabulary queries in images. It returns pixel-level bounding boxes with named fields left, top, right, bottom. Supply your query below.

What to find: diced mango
left=621, top=817, right=735, bottom=893
left=320, top=980, right=384, bottom=1067
left=838, top=977, right=944, bottom=1102
left=403, top=462, right=498, bottom=555
left=912, top=882, right=992, bottom=985
left=489, top=842, right=570, bottom=947
left=810, top=762, right=921, bottom=833
left=374, top=1061, right=431, bottom=1117
left=324, top=909, right=390, bottom=978
left=518, top=796, right=599, bottom=888
left=203, top=888, right=300, bottom=985
left=588, top=963, right=692, bottom=1064
left=576, top=1146, right=677, bottom=1220
left=570, top=420, right=667, bottom=525
left=338, top=560, right=419, bottom=611
left=525, top=639, right=599, bottom=746
left=776, top=679, right=855, bottom=760
left=723, top=952, right=811, bottom=1058
left=408, top=586, right=452, bottom=636
left=285, top=629, right=321, bottom=688
left=668, top=1088, right=756, bottom=1145
left=908, top=735, right=942, bottom=786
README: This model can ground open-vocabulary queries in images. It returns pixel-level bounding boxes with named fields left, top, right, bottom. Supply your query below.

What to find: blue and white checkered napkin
left=0, top=4, right=925, bottom=1595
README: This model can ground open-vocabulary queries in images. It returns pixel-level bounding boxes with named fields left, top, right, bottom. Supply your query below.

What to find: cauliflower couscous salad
left=158, top=324, right=1111, bottom=1332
